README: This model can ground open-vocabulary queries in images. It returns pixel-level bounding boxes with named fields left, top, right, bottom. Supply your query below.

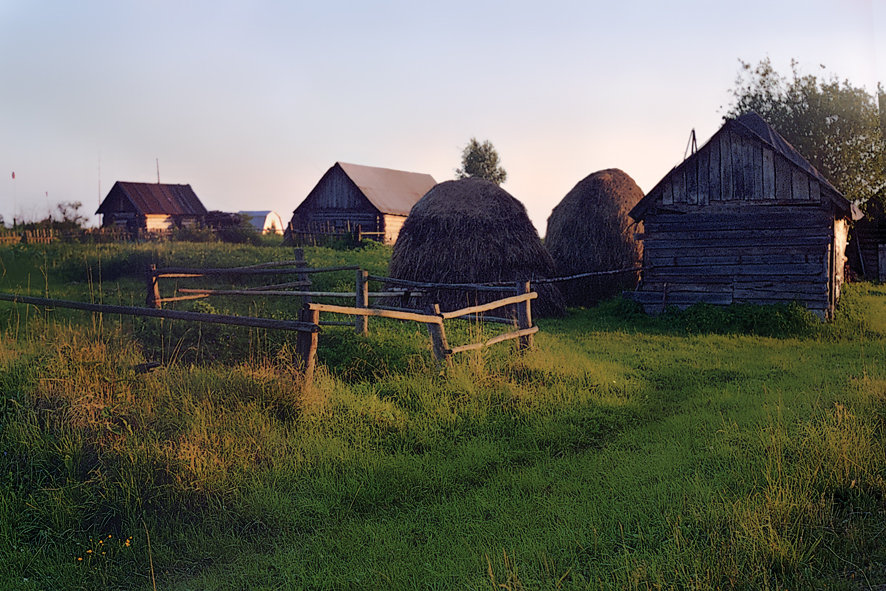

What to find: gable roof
left=96, top=182, right=207, bottom=216
left=630, top=113, right=851, bottom=221
left=335, top=162, right=437, bottom=216
left=731, top=112, right=840, bottom=194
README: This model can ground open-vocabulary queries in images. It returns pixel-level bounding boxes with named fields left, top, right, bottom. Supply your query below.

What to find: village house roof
left=630, top=112, right=852, bottom=221
left=334, top=162, right=437, bottom=216
left=732, top=112, right=840, bottom=194
left=96, top=182, right=208, bottom=216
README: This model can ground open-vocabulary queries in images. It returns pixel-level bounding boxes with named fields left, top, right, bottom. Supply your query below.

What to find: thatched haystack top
left=389, top=178, right=564, bottom=316
left=545, top=169, right=644, bottom=306
left=409, top=177, right=530, bottom=220
left=550, top=169, right=644, bottom=221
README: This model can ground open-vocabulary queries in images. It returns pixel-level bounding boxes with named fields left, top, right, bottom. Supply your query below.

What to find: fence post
left=515, top=280, right=533, bottom=351
left=355, top=269, right=369, bottom=335
left=426, top=304, right=452, bottom=366
left=294, top=248, right=311, bottom=305
left=297, top=307, right=320, bottom=387
left=146, top=264, right=161, bottom=309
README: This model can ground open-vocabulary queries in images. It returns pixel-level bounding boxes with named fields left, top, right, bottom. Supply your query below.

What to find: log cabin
left=286, top=162, right=436, bottom=245
left=628, top=112, right=858, bottom=319
left=96, top=181, right=208, bottom=232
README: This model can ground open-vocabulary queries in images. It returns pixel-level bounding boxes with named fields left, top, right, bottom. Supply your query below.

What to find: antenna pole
left=683, top=129, right=698, bottom=160
left=156, top=158, right=160, bottom=183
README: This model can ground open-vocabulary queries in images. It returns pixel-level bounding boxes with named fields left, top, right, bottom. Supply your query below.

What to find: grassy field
left=0, top=242, right=884, bottom=590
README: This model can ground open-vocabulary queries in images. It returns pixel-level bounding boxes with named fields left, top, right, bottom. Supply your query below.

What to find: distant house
left=239, top=211, right=284, bottom=235
left=286, top=162, right=437, bottom=245
left=628, top=112, right=857, bottom=319
left=96, top=182, right=208, bottom=231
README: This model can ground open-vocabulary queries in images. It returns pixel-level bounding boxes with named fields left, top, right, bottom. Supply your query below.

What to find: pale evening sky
left=0, top=1, right=882, bottom=234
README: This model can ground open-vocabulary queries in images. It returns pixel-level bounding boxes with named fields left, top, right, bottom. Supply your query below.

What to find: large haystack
left=545, top=169, right=644, bottom=306
left=389, top=178, right=564, bottom=317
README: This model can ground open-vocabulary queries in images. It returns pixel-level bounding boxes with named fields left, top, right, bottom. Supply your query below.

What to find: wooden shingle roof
left=336, top=162, right=437, bottom=216
left=96, top=182, right=207, bottom=216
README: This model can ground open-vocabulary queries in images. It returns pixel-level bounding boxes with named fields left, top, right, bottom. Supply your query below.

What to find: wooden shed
left=286, top=162, right=437, bottom=245
left=628, top=112, right=856, bottom=319
left=96, top=181, right=208, bottom=232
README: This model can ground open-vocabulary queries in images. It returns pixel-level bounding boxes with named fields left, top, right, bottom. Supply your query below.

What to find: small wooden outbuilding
left=286, top=162, right=437, bottom=245
left=628, top=112, right=856, bottom=319
left=96, top=181, right=207, bottom=232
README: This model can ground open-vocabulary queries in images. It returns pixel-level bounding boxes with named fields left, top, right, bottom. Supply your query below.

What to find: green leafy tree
left=727, top=58, right=885, bottom=212
left=455, top=137, right=507, bottom=185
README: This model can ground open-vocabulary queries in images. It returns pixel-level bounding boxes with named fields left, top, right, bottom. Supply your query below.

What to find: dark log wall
left=634, top=208, right=834, bottom=315
left=849, top=221, right=886, bottom=280
left=289, top=167, right=382, bottom=234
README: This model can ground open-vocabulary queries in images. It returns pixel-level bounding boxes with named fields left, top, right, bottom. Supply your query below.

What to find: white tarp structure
left=239, top=211, right=284, bottom=235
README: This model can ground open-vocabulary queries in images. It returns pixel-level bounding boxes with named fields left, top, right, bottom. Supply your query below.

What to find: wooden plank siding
left=762, top=148, right=775, bottom=200
left=634, top=206, right=835, bottom=316
left=641, top=128, right=843, bottom=209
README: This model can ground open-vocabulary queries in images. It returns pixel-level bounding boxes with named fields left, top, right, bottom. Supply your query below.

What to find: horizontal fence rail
left=306, top=302, right=443, bottom=325
left=155, top=265, right=358, bottom=277
left=367, top=275, right=515, bottom=292
left=0, top=292, right=320, bottom=333
left=438, top=292, right=537, bottom=320
left=177, top=288, right=423, bottom=299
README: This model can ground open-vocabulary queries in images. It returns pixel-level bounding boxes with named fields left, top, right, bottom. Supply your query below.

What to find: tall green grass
left=0, top=242, right=884, bottom=589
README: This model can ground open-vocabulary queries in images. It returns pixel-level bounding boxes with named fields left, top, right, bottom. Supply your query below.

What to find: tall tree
left=727, top=58, right=885, bottom=212
left=455, top=138, right=507, bottom=185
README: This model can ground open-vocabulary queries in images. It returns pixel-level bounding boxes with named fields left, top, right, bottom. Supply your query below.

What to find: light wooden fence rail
left=145, top=258, right=541, bottom=365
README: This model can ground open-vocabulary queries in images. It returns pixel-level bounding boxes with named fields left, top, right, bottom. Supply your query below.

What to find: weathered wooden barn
left=628, top=112, right=856, bottom=319
left=286, top=162, right=437, bottom=245
left=96, top=181, right=208, bottom=231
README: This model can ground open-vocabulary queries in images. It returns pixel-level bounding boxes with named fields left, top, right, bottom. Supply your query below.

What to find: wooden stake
left=355, top=269, right=369, bottom=335
left=426, top=304, right=452, bottom=366
left=515, top=281, right=533, bottom=351
left=146, top=264, right=161, bottom=309
left=297, top=306, right=320, bottom=387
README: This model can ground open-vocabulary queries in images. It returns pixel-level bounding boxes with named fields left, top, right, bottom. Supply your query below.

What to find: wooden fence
left=2, top=252, right=545, bottom=387
left=144, top=255, right=541, bottom=369
left=285, top=221, right=384, bottom=246
left=0, top=229, right=57, bottom=244
left=0, top=291, right=322, bottom=382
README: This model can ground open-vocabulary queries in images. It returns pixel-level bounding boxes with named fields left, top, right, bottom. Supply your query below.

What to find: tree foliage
left=21, top=201, right=88, bottom=231
left=727, top=58, right=885, bottom=213
left=455, top=137, right=507, bottom=185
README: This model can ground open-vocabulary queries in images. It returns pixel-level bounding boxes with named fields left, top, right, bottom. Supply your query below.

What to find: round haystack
left=389, top=178, right=564, bottom=317
left=545, top=169, right=644, bottom=306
